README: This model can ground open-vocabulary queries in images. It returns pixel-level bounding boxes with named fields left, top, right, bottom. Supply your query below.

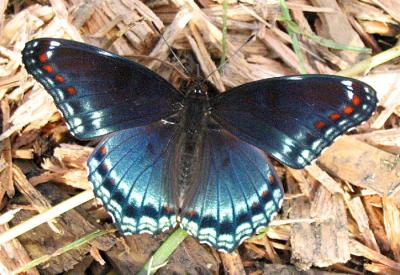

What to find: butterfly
left=22, top=38, right=377, bottom=252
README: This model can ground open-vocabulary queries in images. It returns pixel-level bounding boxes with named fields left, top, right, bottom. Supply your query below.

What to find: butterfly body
left=170, top=82, right=212, bottom=205
left=22, top=38, right=378, bottom=252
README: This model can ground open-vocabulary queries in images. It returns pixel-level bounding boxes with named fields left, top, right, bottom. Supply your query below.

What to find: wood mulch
left=0, top=0, right=399, bottom=274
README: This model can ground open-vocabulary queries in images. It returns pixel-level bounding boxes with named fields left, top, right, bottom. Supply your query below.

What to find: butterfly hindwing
left=211, top=75, right=378, bottom=169
left=88, top=120, right=180, bottom=234
left=22, top=38, right=184, bottom=139
left=180, top=124, right=283, bottom=252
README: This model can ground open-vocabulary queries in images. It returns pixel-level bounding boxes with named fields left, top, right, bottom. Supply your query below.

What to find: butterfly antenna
left=205, top=34, right=255, bottom=80
left=151, top=21, right=190, bottom=76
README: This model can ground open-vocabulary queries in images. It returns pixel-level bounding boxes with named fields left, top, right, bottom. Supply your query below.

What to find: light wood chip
left=371, top=0, right=400, bottom=23
left=219, top=251, right=246, bottom=275
left=290, top=185, right=350, bottom=269
left=345, top=195, right=380, bottom=252
left=382, top=197, right=400, bottom=261
left=310, top=0, right=366, bottom=63
left=0, top=224, right=40, bottom=275
left=318, top=136, right=400, bottom=204
left=350, top=238, right=400, bottom=271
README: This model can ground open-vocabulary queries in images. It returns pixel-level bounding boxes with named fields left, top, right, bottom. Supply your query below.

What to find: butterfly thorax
left=174, top=85, right=210, bottom=207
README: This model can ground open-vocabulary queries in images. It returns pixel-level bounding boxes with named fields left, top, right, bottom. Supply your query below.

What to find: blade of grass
left=278, top=0, right=371, bottom=72
left=12, top=229, right=114, bottom=274
left=284, top=21, right=371, bottom=54
left=337, top=44, right=400, bottom=77
left=0, top=190, right=95, bottom=245
left=279, top=0, right=307, bottom=74
left=219, top=0, right=229, bottom=73
left=138, top=228, right=189, bottom=275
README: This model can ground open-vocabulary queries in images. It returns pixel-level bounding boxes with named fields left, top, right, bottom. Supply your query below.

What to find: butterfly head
left=183, top=77, right=220, bottom=100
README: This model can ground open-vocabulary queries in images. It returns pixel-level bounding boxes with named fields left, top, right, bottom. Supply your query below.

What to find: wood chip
left=345, top=195, right=380, bottom=252
left=220, top=251, right=246, bottom=275
left=0, top=224, right=40, bottom=275
left=318, top=136, right=400, bottom=204
left=371, top=0, right=400, bottom=23
left=349, top=238, right=400, bottom=271
left=382, top=197, right=400, bottom=261
left=290, top=185, right=350, bottom=269
left=310, top=0, right=366, bottom=63
left=13, top=165, right=60, bottom=233
left=1, top=0, right=398, bottom=273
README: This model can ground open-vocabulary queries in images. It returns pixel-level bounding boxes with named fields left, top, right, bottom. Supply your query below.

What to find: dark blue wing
left=211, top=75, right=377, bottom=169
left=88, top=120, right=180, bottom=234
left=22, top=38, right=183, bottom=139
left=180, top=125, right=283, bottom=252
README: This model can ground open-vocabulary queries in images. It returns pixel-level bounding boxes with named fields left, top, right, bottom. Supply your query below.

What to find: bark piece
left=371, top=0, right=400, bottom=23
left=10, top=184, right=116, bottom=274
left=220, top=251, right=245, bottom=275
left=346, top=196, right=380, bottom=252
left=0, top=224, right=40, bottom=275
left=317, top=136, right=400, bottom=205
left=310, top=0, right=366, bottom=63
left=290, top=185, right=350, bottom=270
left=263, top=264, right=350, bottom=274
left=382, top=198, right=400, bottom=261
left=106, top=234, right=219, bottom=274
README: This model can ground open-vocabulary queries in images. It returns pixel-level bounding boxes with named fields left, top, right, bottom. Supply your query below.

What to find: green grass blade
left=279, top=0, right=307, bottom=74
left=337, top=43, right=400, bottom=76
left=12, top=229, right=113, bottom=274
left=138, top=228, right=189, bottom=275
left=219, top=0, right=229, bottom=73
left=286, top=21, right=371, bottom=53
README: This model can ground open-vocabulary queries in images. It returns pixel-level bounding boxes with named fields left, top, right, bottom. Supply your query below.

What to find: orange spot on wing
left=343, top=105, right=354, bottom=115
left=252, top=202, right=259, bottom=209
left=42, top=65, right=53, bottom=73
left=352, top=95, right=361, bottom=106
left=99, top=146, right=107, bottom=155
left=55, top=74, right=64, bottom=82
left=39, top=53, right=47, bottom=62
left=329, top=113, right=340, bottom=121
left=314, top=121, right=326, bottom=129
left=165, top=206, right=174, bottom=214
left=189, top=210, right=197, bottom=217
left=262, top=190, right=268, bottom=198
left=268, top=175, right=275, bottom=184
left=66, top=87, right=77, bottom=95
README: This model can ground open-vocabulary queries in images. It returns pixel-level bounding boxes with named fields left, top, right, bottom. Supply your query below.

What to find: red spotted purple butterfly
left=22, top=38, right=377, bottom=252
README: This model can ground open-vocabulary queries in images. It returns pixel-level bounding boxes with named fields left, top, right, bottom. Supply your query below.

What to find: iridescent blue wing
left=88, top=120, right=180, bottom=234
left=180, top=124, right=283, bottom=252
left=22, top=38, right=183, bottom=139
left=211, top=75, right=377, bottom=169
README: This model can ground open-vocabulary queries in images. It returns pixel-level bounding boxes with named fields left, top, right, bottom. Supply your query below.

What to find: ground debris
left=0, top=0, right=399, bottom=274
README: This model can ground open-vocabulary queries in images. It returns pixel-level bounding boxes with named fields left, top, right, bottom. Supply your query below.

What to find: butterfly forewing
left=211, top=75, right=378, bottom=169
left=180, top=125, right=283, bottom=252
left=22, top=38, right=183, bottom=139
